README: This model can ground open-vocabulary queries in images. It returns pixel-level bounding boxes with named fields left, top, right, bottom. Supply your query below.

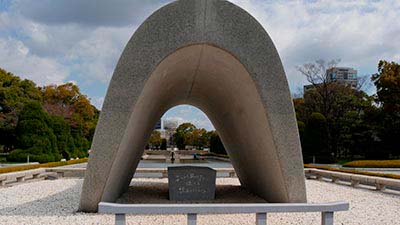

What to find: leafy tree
left=10, top=101, right=61, bottom=162
left=173, top=123, right=196, bottom=149
left=336, top=110, right=383, bottom=159
left=0, top=68, right=42, bottom=152
left=40, top=83, right=99, bottom=156
left=160, top=138, right=167, bottom=150
left=372, top=60, right=400, bottom=112
left=371, top=60, right=400, bottom=157
left=148, top=130, right=162, bottom=149
left=40, top=83, right=99, bottom=139
left=302, top=112, right=330, bottom=163
left=296, top=60, right=374, bottom=161
left=188, top=128, right=208, bottom=149
left=49, top=115, right=77, bottom=159
left=209, top=131, right=226, bottom=155
left=0, top=68, right=99, bottom=161
left=197, top=128, right=208, bottom=148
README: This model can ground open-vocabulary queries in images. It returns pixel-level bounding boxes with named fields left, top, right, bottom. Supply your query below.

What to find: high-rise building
left=154, top=119, right=162, bottom=130
left=303, top=67, right=358, bottom=93
left=163, top=120, right=178, bottom=130
left=326, top=67, right=358, bottom=88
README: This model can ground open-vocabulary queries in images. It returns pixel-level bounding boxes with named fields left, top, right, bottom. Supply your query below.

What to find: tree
left=49, top=115, right=77, bottom=159
left=296, top=60, right=374, bottom=160
left=0, top=68, right=42, bottom=152
left=40, top=83, right=99, bottom=155
left=191, top=128, right=208, bottom=149
left=297, top=59, right=340, bottom=86
left=337, top=110, right=380, bottom=159
left=209, top=131, right=226, bottom=155
left=372, top=60, right=400, bottom=112
left=0, top=68, right=100, bottom=161
left=160, top=138, right=167, bottom=150
left=302, top=112, right=330, bottom=163
left=148, top=130, right=162, bottom=149
left=9, top=101, right=61, bottom=162
left=173, top=123, right=196, bottom=149
left=371, top=60, right=400, bottom=157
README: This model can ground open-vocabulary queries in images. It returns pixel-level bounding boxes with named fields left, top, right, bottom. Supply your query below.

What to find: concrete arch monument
left=80, top=0, right=307, bottom=212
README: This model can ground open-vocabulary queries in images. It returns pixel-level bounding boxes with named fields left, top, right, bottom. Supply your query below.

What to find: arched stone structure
left=80, top=0, right=306, bottom=212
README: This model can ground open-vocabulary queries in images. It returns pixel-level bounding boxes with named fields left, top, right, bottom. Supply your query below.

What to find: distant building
left=161, top=119, right=179, bottom=147
left=163, top=119, right=178, bottom=130
left=154, top=119, right=162, bottom=130
left=326, top=67, right=358, bottom=88
left=303, top=67, right=358, bottom=93
left=303, top=84, right=316, bottom=93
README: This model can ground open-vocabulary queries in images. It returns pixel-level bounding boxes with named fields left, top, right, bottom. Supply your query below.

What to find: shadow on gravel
left=0, top=179, right=82, bottom=216
left=0, top=179, right=268, bottom=217
left=117, top=181, right=267, bottom=204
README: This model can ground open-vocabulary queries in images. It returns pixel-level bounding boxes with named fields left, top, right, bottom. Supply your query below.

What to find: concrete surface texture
left=80, top=0, right=306, bottom=212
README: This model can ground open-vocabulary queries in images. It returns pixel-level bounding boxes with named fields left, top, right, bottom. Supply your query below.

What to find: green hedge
left=7, top=149, right=62, bottom=163
left=198, top=152, right=229, bottom=159
left=0, top=158, right=87, bottom=174
left=343, top=160, right=400, bottom=168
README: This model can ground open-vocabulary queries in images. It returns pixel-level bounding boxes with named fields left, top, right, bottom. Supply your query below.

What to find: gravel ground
left=0, top=178, right=399, bottom=225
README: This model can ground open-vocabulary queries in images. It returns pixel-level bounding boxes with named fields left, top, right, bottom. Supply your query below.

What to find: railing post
left=115, top=213, right=126, bottom=225
left=187, top=213, right=197, bottom=225
left=256, top=213, right=267, bottom=225
left=321, top=212, right=334, bottom=225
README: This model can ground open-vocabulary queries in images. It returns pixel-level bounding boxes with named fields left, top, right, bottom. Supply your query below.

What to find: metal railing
left=98, top=201, right=349, bottom=225
left=47, top=167, right=237, bottom=178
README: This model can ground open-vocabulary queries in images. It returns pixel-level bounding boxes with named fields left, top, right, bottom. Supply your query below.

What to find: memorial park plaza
left=0, top=0, right=399, bottom=224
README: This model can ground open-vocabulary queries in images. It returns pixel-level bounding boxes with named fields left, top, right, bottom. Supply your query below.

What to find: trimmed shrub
left=343, top=159, right=400, bottom=168
left=7, top=149, right=28, bottom=162
left=198, top=152, right=229, bottom=159
left=0, top=158, right=88, bottom=174
left=7, top=148, right=62, bottom=163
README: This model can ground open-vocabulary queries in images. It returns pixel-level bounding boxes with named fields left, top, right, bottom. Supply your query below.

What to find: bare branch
left=296, top=59, right=341, bottom=86
left=356, top=74, right=373, bottom=92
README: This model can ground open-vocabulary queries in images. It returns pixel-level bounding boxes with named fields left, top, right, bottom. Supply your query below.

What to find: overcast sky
left=1, top=0, right=399, bottom=130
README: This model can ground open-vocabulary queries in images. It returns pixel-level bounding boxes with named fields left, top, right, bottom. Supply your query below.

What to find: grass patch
left=0, top=158, right=88, bottom=174
left=304, top=164, right=400, bottom=180
left=343, top=159, right=400, bottom=168
left=198, top=152, right=230, bottom=159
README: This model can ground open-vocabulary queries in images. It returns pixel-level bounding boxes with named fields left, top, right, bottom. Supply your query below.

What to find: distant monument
left=168, top=166, right=216, bottom=201
left=80, top=0, right=307, bottom=212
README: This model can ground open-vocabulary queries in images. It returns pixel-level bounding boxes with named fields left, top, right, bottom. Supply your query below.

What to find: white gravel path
left=0, top=178, right=399, bottom=225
